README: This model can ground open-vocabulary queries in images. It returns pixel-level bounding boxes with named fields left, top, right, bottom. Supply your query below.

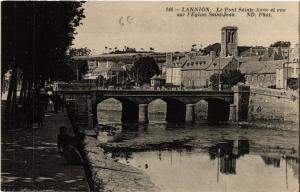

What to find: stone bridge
left=55, top=84, right=250, bottom=129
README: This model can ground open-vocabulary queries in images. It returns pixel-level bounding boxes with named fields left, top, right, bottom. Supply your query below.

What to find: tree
left=131, top=57, right=160, bottom=85
left=209, top=70, right=245, bottom=90
left=209, top=73, right=221, bottom=90
left=68, top=47, right=91, bottom=81
left=2, top=2, right=85, bottom=129
left=270, top=41, right=291, bottom=48
left=69, top=47, right=91, bottom=56
left=203, top=43, right=221, bottom=56
left=191, top=44, right=197, bottom=51
left=223, top=70, right=245, bottom=87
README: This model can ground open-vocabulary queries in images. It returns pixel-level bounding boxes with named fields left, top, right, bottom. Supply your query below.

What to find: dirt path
left=1, top=111, right=89, bottom=191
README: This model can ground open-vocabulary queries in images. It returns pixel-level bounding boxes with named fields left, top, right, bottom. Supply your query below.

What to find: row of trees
left=103, top=46, right=156, bottom=54
left=209, top=70, right=245, bottom=90
left=2, top=2, right=86, bottom=129
left=68, top=47, right=90, bottom=81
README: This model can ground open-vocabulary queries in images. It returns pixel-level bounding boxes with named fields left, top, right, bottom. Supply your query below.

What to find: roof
left=239, top=60, right=287, bottom=74
left=122, top=64, right=133, bottom=71
left=207, top=57, right=236, bottom=70
left=150, top=74, right=164, bottom=80
left=85, top=76, right=98, bottom=80
left=182, top=55, right=212, bottom=70
left=171, top=56, right=188, bottom=68
left=240, top=47, right=268, bottom=57
left=221, top=26, right=238, bottom=30
left=181, top=56, right=236, bottom=71
left=239, top=47, right=288, bottom=61
left=238, top=56, right=261, bottom=63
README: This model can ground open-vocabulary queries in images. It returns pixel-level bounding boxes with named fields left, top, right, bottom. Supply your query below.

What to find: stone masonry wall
left=248, top=87, right=298, bottom=123
left=82, top=136, right=158, bottom=192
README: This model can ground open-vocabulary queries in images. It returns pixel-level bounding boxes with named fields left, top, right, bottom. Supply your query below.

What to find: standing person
left=61, top=95, right=66, bottom=113
left=36, top=103, right=44, bottom=128
left=48, top=94, right=54, bottom=112
left=57, top=126, right=71, bottom=152
left=56, top=94, right=62, bottom=112
left=52, top=94, right=59, bottom=113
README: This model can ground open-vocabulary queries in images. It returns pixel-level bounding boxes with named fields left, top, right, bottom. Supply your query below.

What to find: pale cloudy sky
left=73, top=1, right=299, bottom=54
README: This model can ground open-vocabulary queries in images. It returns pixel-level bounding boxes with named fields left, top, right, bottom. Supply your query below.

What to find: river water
left=96, top=101, right=299, bottom=192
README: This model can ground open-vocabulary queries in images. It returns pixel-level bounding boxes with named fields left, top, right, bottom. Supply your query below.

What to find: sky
left=72, top=1, right=299, bottom=54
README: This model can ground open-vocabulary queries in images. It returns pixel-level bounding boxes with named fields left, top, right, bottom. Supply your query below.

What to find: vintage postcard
left=1, top=1, right=299, bottom=192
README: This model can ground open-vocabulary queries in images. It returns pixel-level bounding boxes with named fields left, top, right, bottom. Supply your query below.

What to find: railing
left=53, top=82, right=234, bottom=93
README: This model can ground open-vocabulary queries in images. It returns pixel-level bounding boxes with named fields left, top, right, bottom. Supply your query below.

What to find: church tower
left=221, top=26, right=238, bottom=57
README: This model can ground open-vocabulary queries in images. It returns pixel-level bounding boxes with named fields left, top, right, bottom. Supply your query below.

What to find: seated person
left=57, top=126, right=83, bottom=165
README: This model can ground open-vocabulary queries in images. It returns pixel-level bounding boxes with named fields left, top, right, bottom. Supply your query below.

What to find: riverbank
left=1, top=111, right=89, bottom=191
left=82, top=135, right=158, bottom=192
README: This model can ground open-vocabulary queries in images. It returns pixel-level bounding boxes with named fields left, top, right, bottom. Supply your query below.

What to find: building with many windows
left=165, top=52, right=187, bottom=86
left=182, top=55, right=238, bottom=88
left=240, top=60, right=286, bottom=88
left=276, top=45, right=299, bottom=89
left=87, top=61, right=125, bottom=81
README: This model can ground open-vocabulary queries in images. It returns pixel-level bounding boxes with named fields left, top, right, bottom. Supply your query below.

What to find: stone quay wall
left=65, top=102, right=158, bottom=192
left=248, top=87, right=298, bottom=123
left=82, top=136, right=158, bottom=192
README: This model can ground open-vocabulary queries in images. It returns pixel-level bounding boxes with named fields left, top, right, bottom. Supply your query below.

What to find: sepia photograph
left=1, top=1, right=299, bottom=192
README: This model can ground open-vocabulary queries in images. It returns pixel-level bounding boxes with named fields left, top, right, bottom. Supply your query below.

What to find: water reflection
left=98, top=110, right=299, bottom=191
left=109, top=140, right=298, bottom=192
left=209, top=139, right=250, bottom=175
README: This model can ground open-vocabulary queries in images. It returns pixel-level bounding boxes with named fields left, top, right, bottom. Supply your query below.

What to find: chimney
left=166, top=53, right=173, bottom=66
left=186, top=54, right=190, bottom=61
left=295, top=44, right=299, bottom=51
left=210, top=51, right=216, bottom=62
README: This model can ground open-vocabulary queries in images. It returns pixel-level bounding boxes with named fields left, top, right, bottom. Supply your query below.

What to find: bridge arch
left=96, top=97, right=139, bottom=124
left=147, top=99, right=167, bottom=123
left=161, top=97, right=186, bottom=123
left=97, top=98, right=122, bottom=123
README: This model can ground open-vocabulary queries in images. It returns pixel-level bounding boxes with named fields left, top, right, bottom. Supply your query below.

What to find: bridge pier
left=87, top=99, right=94, bottom=129
left=92, top=101, right=98, bottom=127
left=185, top=104, right=195, bottom=123
left=229, top=104, right=237, bottom=122
left=233, top=85, right=250, bottom=121
left=138, top=104, right=149, bottom=124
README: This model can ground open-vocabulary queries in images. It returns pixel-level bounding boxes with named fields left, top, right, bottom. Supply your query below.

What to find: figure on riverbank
left=51, top=94, right=63, bottom=113
left=57, top=126, right=83, bottom=165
